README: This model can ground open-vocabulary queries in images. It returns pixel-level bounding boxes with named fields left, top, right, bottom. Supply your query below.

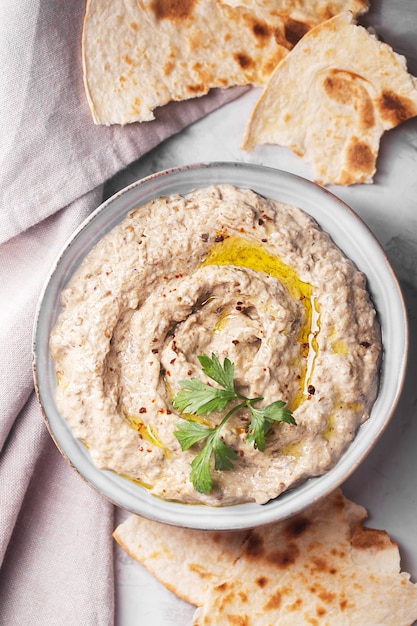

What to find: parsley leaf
left=173, top=353, right=296, bottom=494
left=173, top=378, right=236, bottom=415
left=174, top=419, right=213, bottom=450
left=197, top=353, right=235, bottom=391
left=247, top=400, right=297, bottom=451
left=189, top=431, right=238, bottom=494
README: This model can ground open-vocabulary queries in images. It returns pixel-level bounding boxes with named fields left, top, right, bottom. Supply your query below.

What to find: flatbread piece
left=82, top=0, right=369, bottom=125
left=114, top=489, right=417, bottom=625
left=242, top=11, right=417, bottom=185
left=113, top=517, right=249, bottom=607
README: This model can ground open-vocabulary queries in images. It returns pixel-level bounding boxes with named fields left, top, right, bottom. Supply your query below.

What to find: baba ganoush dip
left=50, top=184, right=381, bottom=506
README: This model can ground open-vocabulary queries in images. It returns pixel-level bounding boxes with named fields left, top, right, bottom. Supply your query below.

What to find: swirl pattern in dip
left=50, top=185, right=381, bottom=505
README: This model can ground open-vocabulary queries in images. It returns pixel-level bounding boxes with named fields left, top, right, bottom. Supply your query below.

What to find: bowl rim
left=32, top=161, right=409, bottom=529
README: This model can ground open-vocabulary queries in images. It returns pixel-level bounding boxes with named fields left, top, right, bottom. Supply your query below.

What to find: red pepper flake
left=170, top=358, right=176, bottom=365
left=232, top=340, right=239, bottom=345
left=139, top=407, right=147, bottom=413
left=187, top=369, right=192, bottom=376
left=236, top=305, right=243, bottom=311
left=151, top=348, right=159, bottom=354
left=215, top=234, right=224, bottom=242
left=166, top=409, right=172, bottom=415
left=258, top=218, right=264, bottom=226
left=160, top=367, right=167, bottom=376
left=152, top=337, right=158, bottom=343
left=308, top=385, right=315, bottom=395
left=261, top=238, right=267, bottom=243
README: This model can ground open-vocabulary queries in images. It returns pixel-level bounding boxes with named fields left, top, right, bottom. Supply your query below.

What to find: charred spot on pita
left=255, top=575, right=269, bottom=588
left=234, top=52, right=254, bottom=70
left=345, top=139, right=375, bottom=173
left=243, top=531, right=265, bottom=559
left=308, top=555, right=328, bottom=573
left=323, top=73, right=353, bottom=104
left=263, top=589, right=283, bottom=610
left=351, top=525, right=394, bottom=551
left=186, top=83, right=205, bottom=93
left=267, top=543, right=299, bottom=568
left=250, top=19, right=270, bottom=41
left=378, top=90, right=417, bottom=125
left=283, top=18, right=309, bottom=47
left=284, top=515, right=311, bottom=538
left=150, top=0, right=196, bottom=21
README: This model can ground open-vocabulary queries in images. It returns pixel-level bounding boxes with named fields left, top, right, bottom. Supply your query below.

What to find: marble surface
left=104, top=2, right=417, bottom=623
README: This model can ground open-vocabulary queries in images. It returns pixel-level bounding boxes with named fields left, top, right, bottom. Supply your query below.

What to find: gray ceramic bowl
left=32, top=162, right=408, bottom=529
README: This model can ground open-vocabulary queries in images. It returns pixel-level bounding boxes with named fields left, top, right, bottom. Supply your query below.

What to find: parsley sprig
left=173, top=353, right=296, bottom=494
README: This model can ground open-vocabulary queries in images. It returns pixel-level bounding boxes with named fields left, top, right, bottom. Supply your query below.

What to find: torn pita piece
left=114, top=490, right=417, bottom=626
left=242, top=11, right=417, bottom=186
left=82, top=0, right=369, bottom=125
left=113, top=520, right=250, bottom=607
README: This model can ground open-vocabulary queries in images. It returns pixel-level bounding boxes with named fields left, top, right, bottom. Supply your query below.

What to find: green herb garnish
left=173, top=353, right=296, bottom=494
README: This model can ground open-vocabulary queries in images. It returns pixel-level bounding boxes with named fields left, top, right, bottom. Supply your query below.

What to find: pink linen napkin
left=0, top=1, right=246, bottom=623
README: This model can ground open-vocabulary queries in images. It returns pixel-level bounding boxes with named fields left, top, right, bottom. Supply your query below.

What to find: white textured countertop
left=104, top=2, right=417, bottom=622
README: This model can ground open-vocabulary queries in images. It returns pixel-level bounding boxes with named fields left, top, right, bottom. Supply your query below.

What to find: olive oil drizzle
left=202, top=235, right=312, bottom=299
left=304, top=294, right=320, bottom=395
left=202, top=235, right=319, bottom=408
left=128, top=414, right=169, bottom=454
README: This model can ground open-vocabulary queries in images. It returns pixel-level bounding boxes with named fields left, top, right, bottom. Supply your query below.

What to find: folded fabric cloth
left=0, top=1, right=246, bottom=623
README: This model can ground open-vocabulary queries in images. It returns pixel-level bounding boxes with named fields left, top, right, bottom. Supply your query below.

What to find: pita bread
left=113, top=518, right=249, bottom=606
left=242, top=11, right=417, bottom=186
left=82, top=0, right=369, bottom=125
left=114, top=490, right=417, bottom=625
